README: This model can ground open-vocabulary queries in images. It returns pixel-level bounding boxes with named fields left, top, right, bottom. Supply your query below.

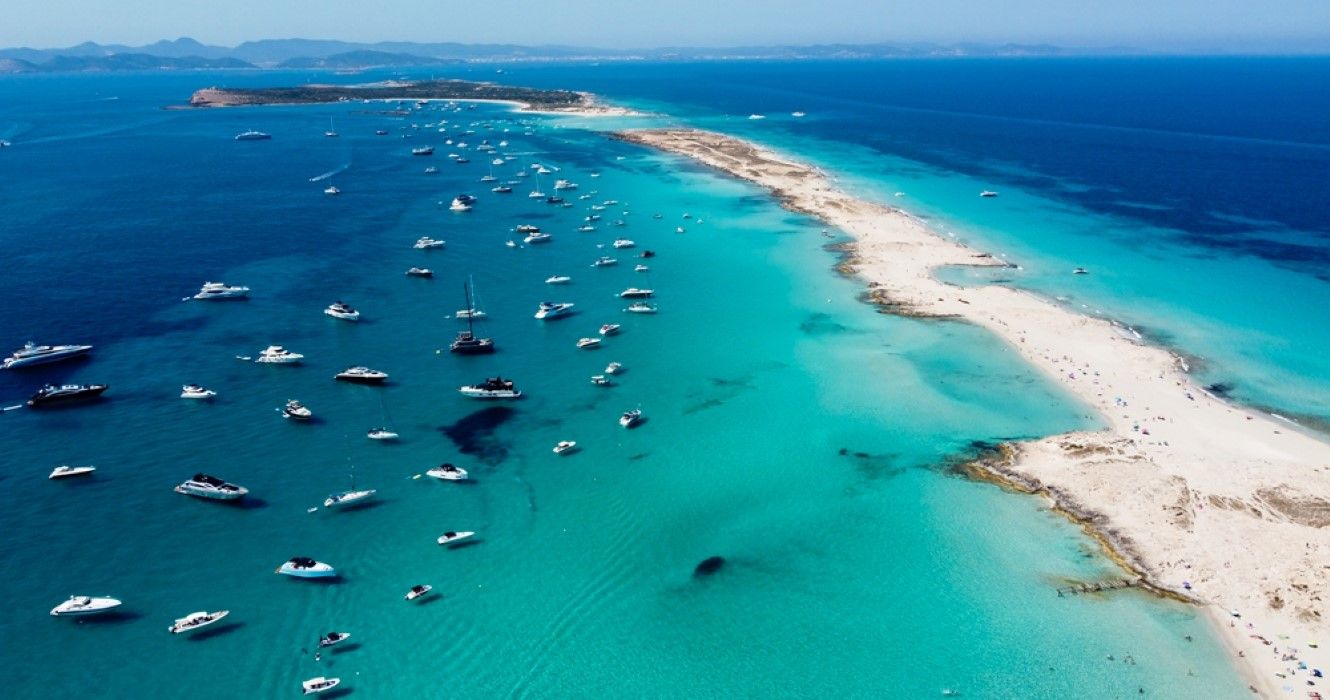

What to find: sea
left=1, top=57, right=1325, bottom=698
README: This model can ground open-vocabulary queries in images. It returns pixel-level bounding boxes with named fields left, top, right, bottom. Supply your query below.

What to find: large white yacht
left=619, top=288, right=654, bottom=299
left=174, top=473, right=249, bottom=500
left=426, top=463, right=469, bottom=480
left=611, top=238, right=636, bottom=249
left=324, top=489, right=377, bottom=509
left=2, top=342, right=93, bottom=370
left=282, top=400, right=313, bottom=420
left=458, top=377, right=521, bottom=399
left=276, top=557, right=337, bottom=579
left=324, top=301, right=360, bottom=321
left=437, top=531, right=475, bottom=546
left=302, top=677, right=341, bottom=695
left=553, top=179, right=577, bottom=190
left=334, top=367, right=389, bottom=384
left=180, top=384, right=216, bottom=399
left=50, top=595, right=122, bottom=617
left=255, top=346, right=303, bottom=364
left=524, top=232, right=552, bottom=244
left=234, top=130, right=271, bottom=141
left=49, top=465, right=96, bottom=480
left=534, top=302, right=575, bottom=320
left=413, top=236, right=445, bottom=249
left=192, top=282, right=250, bottom=300
left=169, top=610, right=229, bottom=634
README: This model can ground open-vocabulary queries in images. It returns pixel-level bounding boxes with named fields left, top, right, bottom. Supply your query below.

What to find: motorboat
left=553, top=179, right=577, bottom=190
left=335, top=366, right=389, bottom=384
left=479, top=174, right=497, bottom=182
left=524, top=232, right=552, bottom=244
left=277, top=557, right=337, bottom=579
left=437, top=531, right=475, bottom=546
left=591, top=256, right=617, bottom=267
left=181, top=384, right=216, bottom=399
left=619, top=288, right=654, bottom=299
left=676, top=226, right=686, bottom=234
left=323, top=185, right=340, bottom=196
left=619, top=408, right=643, bottom=428
left=605, top=362, right=623, bottom=375
left=413, top=236, right=445, bottom=249
left=324, top=489, right=377, bottom=509
left=590, top=375, right=613, bottom=387
left=375, top=129, right=388, bottom=136
left=426, top=463, right=469, bottom=480
left=599, top=324, right=620, bottom=336
left=576, top=225, right=596, bottom=233
left=545, top=195, right=564, bottom=205
left=175, top=473, right=249, bottom=500
left=545, top=275, right=571, bottom=285
left=534, top=302, right=574, bottom=320
left=318, top=632, right=350, bottom=648
left=634, top=265, right=649, bottom=272
left=302, top=677, right=341, bottom=695
left=625, top=302, right=658, bottom=314
left=492, top=184, right=513, bottom=193
left=2, top=342, right=93, bottom=370
left=425, top=166, right=439, bottom=174
left=576, top=337, right=602, bottom=349
left=980, top=190, right=999, bottom=197
left=748, top=114, right=765, bottom=120
left=406, top=267, right=434, bottom=277
left=612, top=239, right=635, bottom=249
left=169, top=610, right=229, bottom=634
left=1072, top=267, right=1089, bottom=275
left=405, top=584, right=433, bottom=601
left=234, top=130, right=271, bottom=141
left=50, top=595, right=122, bottom=617
left=449, top=196, right=473, bottom=212
left=283, top=400, right=313, bottom=420
left=553, top=440, right=578, bottom=455
left=367, top=428, right=399, bottom=441
left=49, top=465, right=96, bottom=480
left=324, top=301, right=360, bottom=321
left=459, top=377, right=521, bottom=399
left=412, top=145, right=434, bottom=156
left=27, top=383, right=107, bottom=407
left=792, top=111, right=807, bottom=117
left=256, top=346, right=303, bottom=364
left=192, top=282, right=250, bottom=300
left=505, top=240, right=517, bottom=248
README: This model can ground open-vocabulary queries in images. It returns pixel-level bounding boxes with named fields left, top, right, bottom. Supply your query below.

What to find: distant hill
left=5, top=53, right=252, bottom=73
left=276, top=50, right=461, bottom=69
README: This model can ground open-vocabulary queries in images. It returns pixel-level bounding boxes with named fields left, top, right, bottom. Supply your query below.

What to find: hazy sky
left=6, top=0, right=1330, bottom=50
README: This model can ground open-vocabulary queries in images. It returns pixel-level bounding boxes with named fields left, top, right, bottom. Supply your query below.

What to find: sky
left=4, top=0, right=1330, bottom=51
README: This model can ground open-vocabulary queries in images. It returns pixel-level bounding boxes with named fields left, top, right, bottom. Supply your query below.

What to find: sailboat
left=528, top=172, right=545, bottom=199
left=480, top=159, right=499, bottom=183
left=324, top=118, right=338, bottom=138
left=368, top=396, right=399, bottom=440
left=324, top=464, right=375, bottom=509
left=454, top=276, right=487, bottom=320
left=451, top=278, right=495, bottom=355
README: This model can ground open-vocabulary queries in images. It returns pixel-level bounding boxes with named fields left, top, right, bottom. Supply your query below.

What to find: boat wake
left=308, top=164, right=350, bottom=182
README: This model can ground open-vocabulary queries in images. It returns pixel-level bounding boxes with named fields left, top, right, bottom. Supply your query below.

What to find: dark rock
left=694, top=556, right=725, bottom=577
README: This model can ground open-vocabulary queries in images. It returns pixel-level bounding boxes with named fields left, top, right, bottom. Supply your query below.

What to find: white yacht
left=516, top=224, right=541, bottom=233
left=634, top=264, right=649, bottom=272
left=524, top=232, right=552, bottom=244
left=605, top=362, right=623, bottom=375
left=980, top=190, right=999, bottom=198
left=255, top=346, right=303, bottom=364
left=455, top=308, right=487, bottom=320
left=2, top=342, right=93, bottom=370
left=282, top=400, right=313, bottom=420
left=459, top=377, right=521, bottom=399
left=302, top=677, right=341, bottom=695
left=181, top=384, right=216, bottom=399
left=169, top=610, right=229, bottom=634
left=545, top=275, right=571, bottom=285
left=413, top=236, right=445, bottom=249
left=277, top=557, right=337, bottom=579
left=324, top=301, right=360, bottom=321
left=49, top=465, right=96, bottom=480
left=234, top=130, right=271, bottom=141
left=792, top=111, right=807, bottom=117
left=492, top=184, right=513, bottom=193
left=553, top=440, right=578, bottom=455
left=619, top=408, right=643, bottom=428
left=425, top=166, right=439, bottom=174
left=192, top=282, right=250, bottom=300
left=599, top=324, right=620, bottom=336
left=590, top=375, right=613, bottom=387
left=553, top=179, right=577, bottom=190
left=426, top=463, right=469, bottom=480
left=367, top=428, right=399, bottom=441
left=318, top=632, right=350, bottom=648
left=612, top=238, right=635, bottom=249
left=437, top=531, right=475, bottom=546
left=405, top=267, right=434, bottom=277
left=625, top=302, right=658, bottom=314
left=324, top=489, right=377, bottom=509
left=405, top=584, right=433, bottom=601
left=576, top=224, right=596, bottom=233
left=748, top=114, right=766, bottom=120
left=576, top=337, right=602, bottom=349
left=335, top=367, right=389, bottom=384
left=175, top=473, right=249, bottom=500
left=411, top=145, right=434, bottom=156
left=50, top=595, right=122, bottom=617
left=323, top=185, right=340, bottom=196
left=534, top=302, right=575, bottom=320
left=619, top=288, right=654, bottom=299
left=449, top=196, right=473, bottom=212
left=591, top=256, right=617, bottom=267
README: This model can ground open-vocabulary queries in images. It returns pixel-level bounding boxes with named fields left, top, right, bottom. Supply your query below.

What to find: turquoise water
left=0, top=72, right=1247, bottom=697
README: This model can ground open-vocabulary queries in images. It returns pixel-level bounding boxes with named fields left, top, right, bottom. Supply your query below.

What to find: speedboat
left=414, top=236, right=445, bottom=249
left=234, top=130, right=271, bottom=141
left=980, top=190, right=999, bottom=197
left=405, top=584, right=433, bottom=601
left=277, top=557, right=337, bottom=579
left=605, top=362, right=623, bottom=375
left=634, top=265, right=649, bottom=272
left=449, top=196, right=473, bottom=212
left=450, top=331, right=495, bottom=355
left=411, top=145, right=434, bottom=156
left=619, top=288, right=654, bottom=298
left=323, top=185, right=340, bottom=196
left=282, top=400, right=312, bottom=420
left=375, top=129, right=388, bottom=136
left=619, top=408, right=643, bottom=428
left=590, top=375, right=613, bottom=387
left=302, top=677, right=341, bottom=695
left=748, top=114, right=765, bottom=120
left=553, top=179, right=577, bottom=190
left=406, top=267, right=434, bottom=277
left=459, top=377, right=520, bottom=399
left=479, top=174, right=497, bottom=182
left=192, top=282, right=250, bottom=300
left=426, top=463, right=468, bottom=480
left=553, top=440, right=578, bottom=455
left=335, top=366, right=389, bottom=384
left=2, top=342, right=93, bottom=370
left=367, top=428, right=399, bottom=441
left=50, top=595, right=122, bottom=617
left=625, top=302, right=658, bottom=314
left=324, top=489, right=377, bottom=509
left=612, top=239, right=635, bottom=249
left=255, top=346, right=303, bottom=364
left=676, top=226, right=686, bottom=233
left=425, top=166, right=439, bottom=174
left=576, top=225, right=596, bottom=233
left=181, top=384, right=216, bottom=399
left=437, top=531, right=475, bottom=546
left=324, top=301, right=360, bottom=321
left=1072, top=267, right=1088, bottom=275
left=169, top=610, right=229, bottom=634
left=516, top=224, right=541, bottom=234
left=591, top=256, right=617, bottom=267
left=792, top=111, right=807, bottom=117
left=49, top=465, right=96, bottom=480
left=318, top=632, right=350, bottom=648
left=492, top=184, right=513, bottom=193
left=524, top=232, right=552, bottom=244
left=175, top=473, right=249, bottom=500
left=545, top=195, right=564, bottom=205
left=545, top=275, right=571, bottom=285
left=27, top=383, right=107, bottom=407
left=599, top=324, right=620, bottom=336
left=576, top=337, right=602, bottom=349
left=534, top=302, right=574, bottom=320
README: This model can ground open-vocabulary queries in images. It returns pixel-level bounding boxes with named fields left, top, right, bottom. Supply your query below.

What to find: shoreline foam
left=615, top=127, right=1329, bottom=698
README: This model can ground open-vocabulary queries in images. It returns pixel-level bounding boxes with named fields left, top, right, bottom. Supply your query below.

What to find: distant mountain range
left=0, top=37, right=1131, bottom=73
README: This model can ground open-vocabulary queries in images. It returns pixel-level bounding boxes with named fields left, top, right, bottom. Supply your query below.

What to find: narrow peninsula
left=185, top=79, right=623, bottom=115
left=614, top=128, right=1330, bottom=696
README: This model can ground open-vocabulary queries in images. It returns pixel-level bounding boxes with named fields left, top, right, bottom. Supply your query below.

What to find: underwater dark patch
left=800, top=312, right=851, bottom=336
left=440, top=406, right=517, bottom=465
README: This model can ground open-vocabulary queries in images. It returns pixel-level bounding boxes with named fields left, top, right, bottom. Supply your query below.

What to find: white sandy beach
left=617, top=128, right=1330, bottom=698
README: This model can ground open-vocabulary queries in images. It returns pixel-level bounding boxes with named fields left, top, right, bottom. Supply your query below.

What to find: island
left=185, top=79, right=627, bottom=115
